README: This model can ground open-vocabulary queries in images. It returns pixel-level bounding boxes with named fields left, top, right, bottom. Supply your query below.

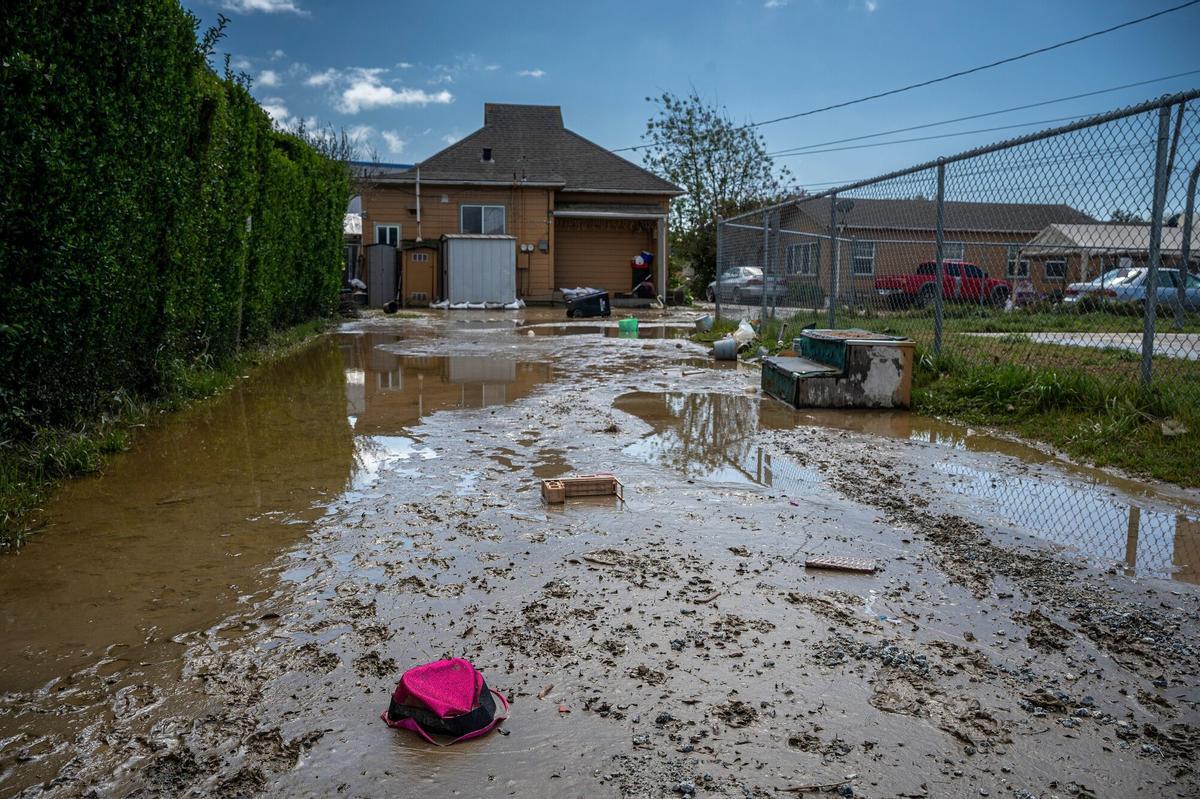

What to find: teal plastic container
left=617, top=317, right=639, bottom=333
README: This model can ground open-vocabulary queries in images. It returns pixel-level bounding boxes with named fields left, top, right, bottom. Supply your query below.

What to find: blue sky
left=185, top=0, right=1200, bottom=191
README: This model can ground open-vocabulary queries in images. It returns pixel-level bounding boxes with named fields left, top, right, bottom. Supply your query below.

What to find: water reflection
left=616, top=391, right=1199, bottom=583
left=339, top=334, right=555, bottom=435
left=616, top=391, right=823, bottom=491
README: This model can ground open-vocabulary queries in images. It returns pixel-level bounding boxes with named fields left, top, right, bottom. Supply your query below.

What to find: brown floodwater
left=0, top=330, right=561, bottom=792
left=615, top=391, right=1200, bottom=583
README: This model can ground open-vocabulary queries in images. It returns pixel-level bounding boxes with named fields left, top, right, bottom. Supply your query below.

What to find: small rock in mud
left=714, top=699, right=757, bottom=728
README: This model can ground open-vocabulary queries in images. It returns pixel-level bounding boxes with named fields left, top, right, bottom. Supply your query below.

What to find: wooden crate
left=541, top=474, right=624, bottom=504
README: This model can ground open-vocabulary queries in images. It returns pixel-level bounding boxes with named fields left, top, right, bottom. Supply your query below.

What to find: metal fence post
left=1142, top=105, right=1172, bottom=386
left=1174, top=159, right=1199, bottom=329
left=933, top=160, right=946, bottom=356
left=761, top=210, right=770, bottom=323
left=715, top=219, right=723, bottom=320
left=827, top=194, right=839, bottom=329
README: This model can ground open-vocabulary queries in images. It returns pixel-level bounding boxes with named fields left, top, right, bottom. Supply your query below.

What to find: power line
left=768, top=69, right=1200, bottom=157
left=773, top=111, right=1106, bottom=158
left=613, top=0, right=1200, bottom=153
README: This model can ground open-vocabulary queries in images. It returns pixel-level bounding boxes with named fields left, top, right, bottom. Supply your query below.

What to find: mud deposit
left=2, top=310, right=1198, bottom=798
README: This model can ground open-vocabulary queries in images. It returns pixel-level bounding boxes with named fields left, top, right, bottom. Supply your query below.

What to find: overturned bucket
left=618, top=317, right=639, bottom=333
left=713, top=337, right=738, bottom=360
left=693, top=314, right=714, bottom=333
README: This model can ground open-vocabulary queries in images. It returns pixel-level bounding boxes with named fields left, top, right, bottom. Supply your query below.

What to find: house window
left=942, top=242, right=965, bottom=261
left=851, top=240, right=875, bottom=276
left=374, top=224, right=400, bottom=246
left=1006, top=245, right=1030, bottom=278
left=1044, top=260, right=1067, bottom=281
left=411, top=252, right=429, bottom=263
left=461, top=204, right=506, bottom=235
left=786, top=242, right=820, bottom=276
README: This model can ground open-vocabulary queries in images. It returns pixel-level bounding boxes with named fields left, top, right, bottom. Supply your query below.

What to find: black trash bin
left=566, top=291, right=611, bottom=318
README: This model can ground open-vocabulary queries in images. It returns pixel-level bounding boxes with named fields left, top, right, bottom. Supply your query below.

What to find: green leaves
left=0, top=1, right=348, bottom=442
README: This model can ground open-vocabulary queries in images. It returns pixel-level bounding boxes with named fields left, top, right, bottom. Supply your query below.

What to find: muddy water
left=3, top=313, right=1199, bottom=798
left=615, top=391, right=1200, bottom=583
left=0, top=330, right=559, bottom=793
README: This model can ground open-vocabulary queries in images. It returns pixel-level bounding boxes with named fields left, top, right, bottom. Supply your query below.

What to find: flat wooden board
left=804, top=555, right=877, bottom=573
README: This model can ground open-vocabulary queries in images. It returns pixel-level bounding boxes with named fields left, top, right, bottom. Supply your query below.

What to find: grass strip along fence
left=0, top=3, right=351, bottom=543
left=693, top=314, right=1199, bottom=486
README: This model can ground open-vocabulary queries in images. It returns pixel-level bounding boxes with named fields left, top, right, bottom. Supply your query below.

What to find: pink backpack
left=381, top=658, right=509, bottom=744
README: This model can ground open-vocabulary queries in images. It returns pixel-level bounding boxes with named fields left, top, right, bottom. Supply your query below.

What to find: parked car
left=1062, top=266, right=1200, bottom=310
left=706, top=266, right=787, bottom=304
left=874, top=260, right=1011, bottom=308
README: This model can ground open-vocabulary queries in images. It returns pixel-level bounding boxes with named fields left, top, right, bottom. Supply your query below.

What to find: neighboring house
left=358, top=103, right=682, bottom=305
left=773, top=198, right=1095, bottom=297
left=343, top=194, right=364, bottom=287
left=1021, top=223, right=1200, bottom=286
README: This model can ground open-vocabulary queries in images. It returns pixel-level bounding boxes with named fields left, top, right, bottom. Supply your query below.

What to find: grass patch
left=0, top=319, right=329, bottom=548
left=912, top=344, right=1200, bottom=486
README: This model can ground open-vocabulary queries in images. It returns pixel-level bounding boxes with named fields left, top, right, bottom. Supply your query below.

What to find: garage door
left=554, top=218, right=655, bottom=292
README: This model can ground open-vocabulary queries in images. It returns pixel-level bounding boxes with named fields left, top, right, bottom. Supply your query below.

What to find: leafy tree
left=640, top=91, right=795, bottom=294
left=1109, top=209, right=1148, bottom=224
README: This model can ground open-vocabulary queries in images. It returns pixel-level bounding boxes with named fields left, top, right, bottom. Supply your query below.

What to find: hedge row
left=0, top=1, right=349, bottom=441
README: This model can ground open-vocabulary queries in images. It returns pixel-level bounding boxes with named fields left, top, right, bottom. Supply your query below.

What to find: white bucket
left=694, top=314, right=714, bottom=332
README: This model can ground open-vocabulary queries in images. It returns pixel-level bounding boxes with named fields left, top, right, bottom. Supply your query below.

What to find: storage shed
left=443, top=234, right=517, bottom=304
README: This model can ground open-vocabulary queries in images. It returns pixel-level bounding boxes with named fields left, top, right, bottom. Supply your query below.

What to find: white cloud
left=764, top=0, right=787, bottom=6
left=429, top=73, right=454, bottom=85
left=865, top=0, right=878, bottom=10
left=381, top=130, right=406, bottom=155
left=258, top=69, right=281, bottom=87
left=442, top=131, right=461, bottom=145
left=270, top=49, right=286, bottom=60
left=222, top=0, right=307, bottom=14
left=396, top=62, right=413, bottom=69
left=339, top=71, right=453, bottom=113
left=517, top=69, right=545, bottom=78
left=484, top=64, right=500, bottom=71
left=305, top=68, right=337, bottom=87
left=347, top=124, right=375, bottom=143
left=260, top=97, right=291, bottom=125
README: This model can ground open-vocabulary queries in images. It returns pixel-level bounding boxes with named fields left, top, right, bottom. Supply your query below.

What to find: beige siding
left=554, top=218, right=656, bottom=292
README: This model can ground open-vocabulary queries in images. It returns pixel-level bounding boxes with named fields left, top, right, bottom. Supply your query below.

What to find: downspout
left=415, top=167, right=422, bottom=243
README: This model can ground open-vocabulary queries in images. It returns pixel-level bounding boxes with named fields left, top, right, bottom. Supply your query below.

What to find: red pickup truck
left=874, top=260, right=1011, bottom=308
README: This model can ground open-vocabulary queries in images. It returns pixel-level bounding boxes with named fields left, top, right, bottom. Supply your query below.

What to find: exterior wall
left=554, top=218, right=656, bottom=292
left=361, top=185, right=672, bottom=301
left=776, top=208, right=1063, bottom=296
left=360, top=183, right=554, bottom=298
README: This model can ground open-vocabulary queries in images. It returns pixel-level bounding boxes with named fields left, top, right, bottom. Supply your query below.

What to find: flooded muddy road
left=2, top=310, right=1198, bottom=799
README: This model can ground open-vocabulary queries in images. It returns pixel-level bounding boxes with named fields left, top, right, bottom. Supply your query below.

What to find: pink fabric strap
left=382, top=689, right=509, bottom=746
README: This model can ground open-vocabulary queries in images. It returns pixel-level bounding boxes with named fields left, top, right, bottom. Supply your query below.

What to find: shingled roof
left=794, top=197, right=1094, bottom=233
left=376, top=104, right=682, bottom=195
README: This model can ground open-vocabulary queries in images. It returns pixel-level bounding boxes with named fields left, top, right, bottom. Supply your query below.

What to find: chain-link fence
left=715, top=91, right=1200, bottom=412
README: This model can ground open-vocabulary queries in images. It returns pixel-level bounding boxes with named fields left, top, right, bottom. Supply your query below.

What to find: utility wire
left=773, top=111, right=1104, bottom=158
left=768, top=69, right=1200, bottom=157
left=612, top=0, right=1200, bottom=153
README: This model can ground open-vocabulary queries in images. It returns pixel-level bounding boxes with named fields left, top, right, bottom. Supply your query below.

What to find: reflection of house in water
left=339, top=333, right=554, bottom=434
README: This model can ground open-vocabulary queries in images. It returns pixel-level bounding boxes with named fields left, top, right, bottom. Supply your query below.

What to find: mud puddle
left=517, top=322, right=694, bottom=339
left=615, top=391, right=1200, bottom=583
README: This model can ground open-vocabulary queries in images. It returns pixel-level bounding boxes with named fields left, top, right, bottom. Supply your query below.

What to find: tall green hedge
left=0, top=1, right=349, bottom=441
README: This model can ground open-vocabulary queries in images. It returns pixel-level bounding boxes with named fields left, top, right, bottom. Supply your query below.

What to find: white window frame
left=374, top=223, right=400, bottom=246
left=942, top=242, right=965, bottom=261
left=851, top=240, right=875, bottom=276
left=1006, top=245, right=1030, bottom=278
left=460, top=204, right=506, bottom=235
left=786, top=242, right=820, bottom=276
left=1044, top=259, right=1067, bottom=281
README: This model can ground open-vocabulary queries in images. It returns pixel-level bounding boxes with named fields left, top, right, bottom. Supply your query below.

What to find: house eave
left=553, top=210, right=667, bottom=220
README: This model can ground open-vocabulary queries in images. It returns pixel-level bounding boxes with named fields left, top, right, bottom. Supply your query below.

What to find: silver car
left=705, top=266, right=786, bottom=304
left=1064, top=267, right=1200, bottom=310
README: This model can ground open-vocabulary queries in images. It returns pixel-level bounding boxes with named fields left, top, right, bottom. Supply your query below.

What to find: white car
left=1064, top=267, right=1200, bottom=310
left=705, top=266, right=787, bottom=304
